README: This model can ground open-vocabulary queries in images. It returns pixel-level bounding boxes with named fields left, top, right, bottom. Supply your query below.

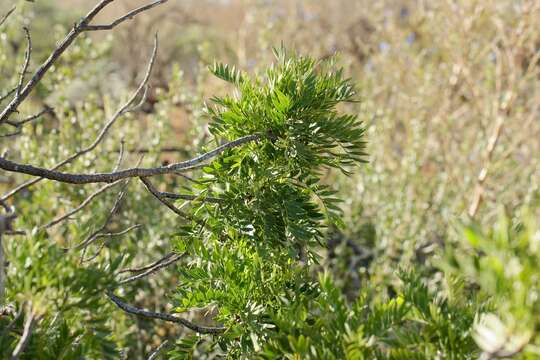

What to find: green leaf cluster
left=168, top=50, right=367, bottom=357
left=445, top=209, right=540, bottom=358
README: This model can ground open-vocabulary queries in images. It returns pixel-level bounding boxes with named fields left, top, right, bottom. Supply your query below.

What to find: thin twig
left=0, top=0, right=113, bottom=123
left=1, top=35, right=159, bottom=201
left=15, top=27, right=32, bottom=99
left=0, top=134, right=261, bottom=185
left=147, top=340, right=169, bottom=360
left=114, top=146, right=190, bottom=156
left=0, top=0, right=165, bottom=124
left=10, top=307, right=39, bottom=360
left=175, top=172, right=204, bottom=184
left=139, top=177, right=191, bottom=219
left=160, top=191, right=222, bottom=204
left=82, top=0, right=168, bottom=31
left=73, top=152, right=140, bottom=255
left=118, top=251, right=176, bottom=274
left=0, top=129, right=21, bottom=138
left=71, top=180, right=131, bottom=251
left=41, top=180, right=123, bottom=229
left=107, top=292, right=226, bottom=334
left=3, top=230, right=25, bottom=236
left=82, top=224, right=142, bottom=262
left=118, top=253, right=183, bottom=284
left=0, top=6, right=16, bottom=28
left=0, top=87, right=17, bottom=104
left=114, top=139, right=126, bottom=172
left=127, top=85, right=150, bottom=113
left=9, top=106, right=52, bottom=128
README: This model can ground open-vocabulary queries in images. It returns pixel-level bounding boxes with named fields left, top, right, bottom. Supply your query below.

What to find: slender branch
left=10, top=307, right=39, bottom=360
left=81, top=0, right=168, bottom=31
left=82, top=224, right=142, bottom=262
left=8, top=106, right=53, bottom=128
left=15, top=27, right=32, bottom=99
left=41, top=180, right=123, bottom=229
left=3, top=230, right=25, bottom=236
left=174, top=172, right=204, bottom=184
left=147, top=340, right=169, bottom=360
left=0, top=0, right=165, bottom=124
left=160, top=191, right=222, bottom=204
left=118, top=251, right=176, bottom=274
left=0, top=6, right=16, bottom=28
left=92, top=224, right=141, bottom=240
left=70, top=179, right=131, bottom=251
left=1, top=35, right=159, bottom=201
left=0, top=88, right=17, bottom=104
left=0, top=0, right=114, bottom=123
left=0, top=129, right=21, bottom=138
left=139, top=177, right=191, bottom=219
left=114, top=139, right=126, bottom=172
left=107, top=292, right=226, bottom=334
left=0, top=134, right=261, bottom=184
left=73, top=155, right=139, bottom=255
left=115, top=146, right=190, bottom=156
left=118, top=253, right=183, bottom=284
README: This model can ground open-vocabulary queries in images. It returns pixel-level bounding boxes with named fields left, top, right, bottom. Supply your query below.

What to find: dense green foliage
left=169, top=50, right=366, bottom=356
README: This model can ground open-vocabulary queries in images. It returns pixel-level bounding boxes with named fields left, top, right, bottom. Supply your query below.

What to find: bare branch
left=82, top=224, right=142, bottom=262
left=107, top=292, right=226, bottom=334
left=71, top=180, right=131, bottom=251
left=41, top=180, right=123, bottom=229
left=71, top=154, right=140, bottom=256
left=127, top=85, right=150, bottom=113
left=10, top=306, right=40, bottom=360
left=0, top=88, right=17, bottom=104
left=116, top=146, right=190, bottom=157
left=0, top=134, right=261, bottom=184
left=0, top=129, right=21, bottom=138
left=114, top=139, right=126, bottom=172
left=118, top=251, right=176, bottom=274
left=139, top=177, right=191, bottom=219
left=81, top=0, right=168, bottom=31
left=0, top=0, right=113, bottom=123
left=7, top=106, right=53, bottom=128
left=15, top=27, right=32, bottom=99
left=0, top=6, right=16, bottom=28
left=118, top=253, right=183, bottom=284
left=1, top=35, right=159, bottom=201
left=160, top=191, right=222, bottom=204
left=174, top=172, right=204, bottom=184
left=3, top=230, right=25, bottom=236
left=93, top=224, right=142, bottom=240
left=0, top=0, right=165, bottom=124
left=147, top=340, right=169, bottom=360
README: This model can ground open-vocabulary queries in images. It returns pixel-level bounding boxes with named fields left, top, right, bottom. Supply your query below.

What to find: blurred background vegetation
left=0, top=0, right=539, bottom=358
